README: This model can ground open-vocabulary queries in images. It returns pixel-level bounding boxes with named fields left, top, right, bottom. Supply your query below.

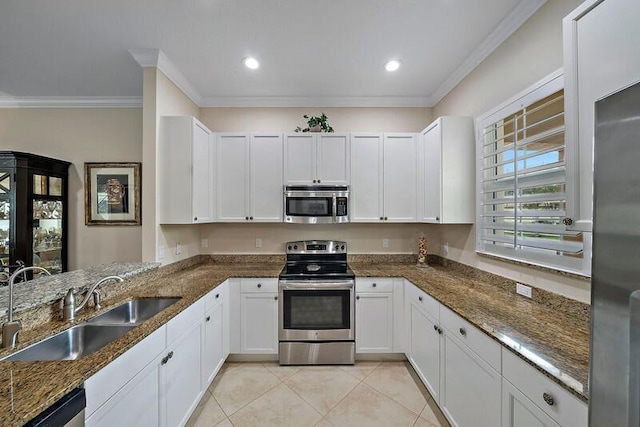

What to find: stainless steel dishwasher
left=25, top=387, right=86, bottom=427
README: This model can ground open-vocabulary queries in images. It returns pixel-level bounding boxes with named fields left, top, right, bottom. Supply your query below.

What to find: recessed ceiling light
left=243, top=57, right=260, bottom=70
left=385, top=60, right=401, bottom=72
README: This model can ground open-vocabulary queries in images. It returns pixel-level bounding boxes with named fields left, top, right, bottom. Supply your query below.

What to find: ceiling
left=0, top=0, right=544, bottom=107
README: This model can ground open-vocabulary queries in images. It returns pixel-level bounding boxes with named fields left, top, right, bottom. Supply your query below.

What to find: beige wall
left=432, top=0, right=589, bottom=303
left=199, top=107, right=432, bottom=133
left=0, top=108, right=143, bottom=270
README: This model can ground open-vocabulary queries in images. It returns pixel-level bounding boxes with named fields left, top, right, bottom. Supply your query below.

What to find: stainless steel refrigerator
left=590, top=80, right=640, bottom=427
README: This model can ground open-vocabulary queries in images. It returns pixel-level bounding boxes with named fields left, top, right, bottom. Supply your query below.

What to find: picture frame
left=84, top=162, right=141, bottom=226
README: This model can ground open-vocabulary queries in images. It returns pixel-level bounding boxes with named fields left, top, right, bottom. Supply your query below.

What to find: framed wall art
left=84, top=162, right=141, bottom=225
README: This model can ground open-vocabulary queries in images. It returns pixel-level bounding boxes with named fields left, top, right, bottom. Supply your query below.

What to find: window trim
left=475, top=69, right=591, bottom=277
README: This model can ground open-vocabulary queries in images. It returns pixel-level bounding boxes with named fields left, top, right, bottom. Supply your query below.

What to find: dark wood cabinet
left=0, top=152, right=70, bottom=282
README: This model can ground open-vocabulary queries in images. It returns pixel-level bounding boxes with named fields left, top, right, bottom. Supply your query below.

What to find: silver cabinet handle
left=206, top=316, right=211, bottom=322
left=418, top=296, right=423, bottom=302
left=215, top=293, right=220, bottom=299
left=459, top=327, right=466, bottom=336
left=543, top=392, right=554, bottom=406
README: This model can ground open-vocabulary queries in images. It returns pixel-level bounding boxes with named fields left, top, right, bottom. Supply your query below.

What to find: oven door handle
left=279, top=281, right=354, bottom=290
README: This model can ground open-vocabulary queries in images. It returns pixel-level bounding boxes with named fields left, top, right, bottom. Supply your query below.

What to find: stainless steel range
left=278, top=240, right=355, bottom=365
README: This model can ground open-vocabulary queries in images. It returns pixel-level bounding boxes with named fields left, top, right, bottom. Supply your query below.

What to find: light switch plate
left=176, top=243, right=182, bottom=255
left=516, top=283, right=532, bottom=298
left=201, top=239, right=208, bottom=249
left=255, top=238, right=262, bottom=248
left=382, top=238, right=389, bottom=248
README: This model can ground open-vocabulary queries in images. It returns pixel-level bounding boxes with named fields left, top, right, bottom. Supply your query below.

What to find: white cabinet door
left=284, top=133, right=316, bottom=184
left=563, top=0, right=640, bottom=232
left=317, top=134, right=349, bottom=184
left=240, top=293, right=278, bottom=353
left=356, top=292, right=393, bottom=353
left=216, top=133, right=250, bottom=222
left=158, top=116, right=214, bottom=224
left=502, top=379, right=560, bottom=427
left=420, top=117, right=475, bottom=224
left=440, top=332, right=501, bottom=427
left=408, top=299, right=441, bottom=401
left=202, top=302, right=224, bottom=387
left=350, top=133, right=384, bottom=222
left=161, top=323, right=203, bottom=427
left=383, top=133, right=418, bottom=222
left=251, top=134, right=283, bottom=222
left=86, top=355, right=161, bottom=427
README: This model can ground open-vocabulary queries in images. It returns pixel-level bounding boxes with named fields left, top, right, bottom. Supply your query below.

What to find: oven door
left=279, top=280, right=354, bottom=341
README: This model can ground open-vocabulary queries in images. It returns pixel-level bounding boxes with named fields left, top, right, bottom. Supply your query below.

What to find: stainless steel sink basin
left=86, top=298, right=181, bottom=325
left=1, top=324, right=136, bottom=361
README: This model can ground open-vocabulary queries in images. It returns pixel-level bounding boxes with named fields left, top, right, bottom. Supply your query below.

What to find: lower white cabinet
left=239, top=279, right=279, bottom=354
left=503, top=378, right=560, bottom=427
left=440, top=331, right=501, bottom=427
left=202, top=287, right=226, bottom=387
left=356, top=291, right=393, bottom=353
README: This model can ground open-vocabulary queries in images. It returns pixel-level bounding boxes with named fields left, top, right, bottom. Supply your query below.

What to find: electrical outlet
left=516, top=283, right=532, bottom=298
left=201, top=239, right=208, bottom=249
left=158, top=245, right=165, bottom=260
left=382, top=238, right=390, bottom=248
left=443, top=242, right=449, bottom=256
left=255, top=238, right=262, bottom=248
left=176, top=243, right=182, bottom=255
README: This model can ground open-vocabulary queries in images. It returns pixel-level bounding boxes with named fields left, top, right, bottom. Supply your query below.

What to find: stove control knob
left=293, top=245, right=298, bottom=250
left=288, top=245, right=292, bottom=250
left=341, top=245, right=345, bottom=250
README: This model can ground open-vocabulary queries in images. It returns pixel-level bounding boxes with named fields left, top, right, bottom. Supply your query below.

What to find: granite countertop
left=0, top=257, right=588, bottom=425
left=350, top=262, right=590, bottom=402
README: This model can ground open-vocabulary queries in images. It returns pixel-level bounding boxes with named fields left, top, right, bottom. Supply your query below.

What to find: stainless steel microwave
left=283, top=185, right=350, bottom=224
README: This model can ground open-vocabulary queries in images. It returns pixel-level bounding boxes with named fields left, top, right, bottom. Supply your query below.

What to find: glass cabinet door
left=33, top=199, right=63, bottom=276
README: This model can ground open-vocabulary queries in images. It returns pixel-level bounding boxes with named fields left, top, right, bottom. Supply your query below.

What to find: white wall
left=432, top=0, right=589, bottom=303
left=0, top=108, right=143, bottom=270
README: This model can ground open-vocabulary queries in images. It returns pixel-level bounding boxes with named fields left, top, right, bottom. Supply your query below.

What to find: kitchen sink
left=1, top=324, right=136, bottom=361
left=86, top=298, right=181, bottom=325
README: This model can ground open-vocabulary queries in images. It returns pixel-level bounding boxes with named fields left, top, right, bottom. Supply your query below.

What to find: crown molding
left=428, top=0, right=547, bottom=107
left=129, top=48, right=202, bottom=106
left=200, top=95, right=434, bottom=108
left=0, top=96, right=142, bottom=108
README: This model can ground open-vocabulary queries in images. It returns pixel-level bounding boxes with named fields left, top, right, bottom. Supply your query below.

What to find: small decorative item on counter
left=294, top=113, right=335, bottom=133
left=416, top=235, right=429, bottom=269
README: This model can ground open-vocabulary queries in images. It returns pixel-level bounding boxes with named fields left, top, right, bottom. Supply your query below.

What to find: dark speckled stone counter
left=0, top=256, right=588, bottom=425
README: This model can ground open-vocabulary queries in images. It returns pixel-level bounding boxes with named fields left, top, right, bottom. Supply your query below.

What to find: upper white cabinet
left=350, top=133, right=418, bottom=222
left=563, top=0, right=640, bottom=232
left=284, top=133, right=350, bottom=185
left=158, top=116, right=214, bottom=224
left=216, top=133, right=283, bottom=222
left=420, top=117, right=475, bottom=224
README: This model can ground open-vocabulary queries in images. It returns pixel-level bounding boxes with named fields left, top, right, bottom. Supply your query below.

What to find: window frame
left=475, top=69, right=591, bottom=276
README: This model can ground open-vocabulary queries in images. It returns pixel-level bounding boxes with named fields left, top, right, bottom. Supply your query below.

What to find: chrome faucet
left=62, top=275, right=124, bottom=321
left=2, top=266, right=52, bottom=348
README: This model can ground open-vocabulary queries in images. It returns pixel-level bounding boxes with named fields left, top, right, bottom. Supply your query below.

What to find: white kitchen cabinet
left=240, top=279, right=279, bottom=354
left=563, top=0, right=640, bottom=232
left=503, top=379, right=561, bottom=427
left=350, top=133, right=418, bottom=222
left=284, top=133, right=349, bottom=185
left=420, top=117, right=474, bottom=224
left=405, top=282, right=442, bottom=401
left=355, top=278, right=394, bottom=353
left=216, top=133, right=283, bottom=222
left=502, top=348, right=587, bottom=427
left=202, top=283, right=226, bottom=387
left=158, top=116, right=214, bottom=224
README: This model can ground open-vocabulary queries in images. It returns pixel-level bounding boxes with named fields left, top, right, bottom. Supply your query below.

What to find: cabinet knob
left=161, top=355, right=169, bottom=365
left=313, top=179, right=317, bottom=183
left=245, top=216, right=249, bottom=220
left=274, top=296, right=278, bottom=301
left=384, top=216, right=388, bottom=221
left=257, top=283, right=262, bottom=288
left=194, top=217, right=198, bottom=221
left=317, top=180, right=321, bottom=183
left=168, top=351, right=174, bottom=359
left=562, top=217, right=573, bottom=226
left=433, top=325, right=438, bottom=332
left=438, top=327, right=443, bottom=335
left=418, top=296, right=423, bottom=302
left=206, top=315, right=211, bottom=322
left=356, top=295, right=360, bottom=300
left=372, top=283, right=377, bottom=288
left=380, top=217, right=384, bottom=221
left=459, top=327, right=466, bottom=336
left=250, top=216, right=253, bottom=220
left=435, top=216, right=439, bottom=221
left=542, top=392, right=554, bottom=406
left=215, top=293, right=220, bottom=299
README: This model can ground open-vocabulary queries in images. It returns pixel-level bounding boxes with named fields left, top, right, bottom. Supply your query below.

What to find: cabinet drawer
left=405, top=281, right=439, bottom=320
left=440, top=305, right=501, bottom=372
left=356, top=278, right=394, bottom=293
left=205, top=281, right=226, bottom=312
left=240, top=278, right=278, bottom=293
left=167, top=298, right=204, bottom=345
left=503, top=348, right=588, bottom=427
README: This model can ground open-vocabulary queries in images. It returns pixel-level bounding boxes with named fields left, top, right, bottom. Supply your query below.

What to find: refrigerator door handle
left=629, top=290, right=640, bottom=427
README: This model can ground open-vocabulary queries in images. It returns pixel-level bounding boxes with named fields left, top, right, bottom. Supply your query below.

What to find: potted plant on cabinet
left=294, top=113, right=334, bottom=133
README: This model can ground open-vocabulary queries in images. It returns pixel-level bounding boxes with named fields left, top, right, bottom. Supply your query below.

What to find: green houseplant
left=294, top=113, right=334, bottom=133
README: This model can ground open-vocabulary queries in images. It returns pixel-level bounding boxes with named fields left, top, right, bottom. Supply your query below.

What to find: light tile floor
left=186, top=361, right=450, bottom=427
